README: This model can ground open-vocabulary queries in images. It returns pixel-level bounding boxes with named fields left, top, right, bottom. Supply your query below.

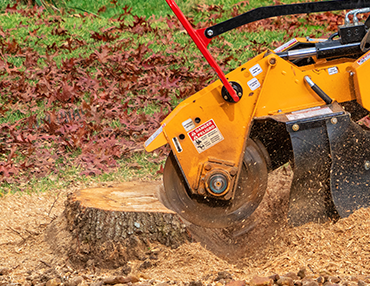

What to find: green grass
left=0, top=0, right=314, bottom=71
left=0, top=152, right=164, bottom=196
left=0, top=13, right=118, bottom=64
left=0, top=110, right=25, bottom=124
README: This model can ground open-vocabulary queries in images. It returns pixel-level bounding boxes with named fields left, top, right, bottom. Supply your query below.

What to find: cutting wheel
left=161, top=139, right=268, bottom=228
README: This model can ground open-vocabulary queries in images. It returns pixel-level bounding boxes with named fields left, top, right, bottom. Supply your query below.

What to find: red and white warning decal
left=188, top=119, right=224, bottom=153
left=274, top=38, right=298, bottom=53
left=357, top=51, right=370, bottom=65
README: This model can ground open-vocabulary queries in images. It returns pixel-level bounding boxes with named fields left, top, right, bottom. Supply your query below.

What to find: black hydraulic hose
left=328, top=32, right=339, bottom=41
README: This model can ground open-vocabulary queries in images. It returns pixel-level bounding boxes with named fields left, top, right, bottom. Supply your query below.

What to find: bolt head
left=204, top=163, right=212, bottom=171
left=292, top=124, right=300, bottom=132
left=198, top=187, right=206, bottom=195
left=331, top=117, right=338, bottom=125
left=229, top=167, right=238, bottom=176
left=207, top=30, right=214, bottom=37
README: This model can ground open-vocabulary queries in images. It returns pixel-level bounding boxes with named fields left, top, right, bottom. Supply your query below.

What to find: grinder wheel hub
left=160, top=138, right=269, bottom=228
left=207, top=173, right=229, bottom=195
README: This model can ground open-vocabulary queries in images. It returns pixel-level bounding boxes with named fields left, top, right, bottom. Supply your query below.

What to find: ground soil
left=1, top=166, right=370, bottom=285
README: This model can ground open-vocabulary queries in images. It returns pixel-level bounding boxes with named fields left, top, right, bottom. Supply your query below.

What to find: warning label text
left=188, top=119, right=224, bottom=153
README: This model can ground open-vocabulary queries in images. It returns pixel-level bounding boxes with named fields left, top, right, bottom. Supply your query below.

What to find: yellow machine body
left=351, top=50, right=370, bottom=110
left=145, top=37, right=368, bottom=199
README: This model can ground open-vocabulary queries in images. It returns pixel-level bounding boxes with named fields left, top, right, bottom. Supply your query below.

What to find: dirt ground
left=1, top=167, right=370, bottom=285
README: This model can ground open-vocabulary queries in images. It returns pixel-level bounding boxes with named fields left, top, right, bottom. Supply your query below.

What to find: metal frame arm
left=205, top=0, right=370, bottom=39
left=166, top=0, right=240, bottom=102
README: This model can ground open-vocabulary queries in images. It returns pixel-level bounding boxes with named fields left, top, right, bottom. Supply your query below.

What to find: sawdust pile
left=0, top=169, right=370, bottom=284
left=0, top=190, right=65, bottom=270
left=139, top=209, right=370, bottom=283
left=244, top=207, right=370, bottom=276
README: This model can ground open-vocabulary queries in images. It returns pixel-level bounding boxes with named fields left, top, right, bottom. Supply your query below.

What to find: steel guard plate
left=327, top=114, right=370, bottom=217
left=286, top=107, right=370, bottom=225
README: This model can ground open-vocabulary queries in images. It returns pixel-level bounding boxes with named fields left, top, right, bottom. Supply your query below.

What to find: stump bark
left=47, top=181, right=191, bottom=268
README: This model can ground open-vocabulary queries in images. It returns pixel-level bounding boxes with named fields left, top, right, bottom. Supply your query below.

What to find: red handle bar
left=165, top=0, right=239, bottom=102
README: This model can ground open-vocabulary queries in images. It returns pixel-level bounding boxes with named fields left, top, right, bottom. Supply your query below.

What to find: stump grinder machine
left=144, top=0, right=370, bottom=228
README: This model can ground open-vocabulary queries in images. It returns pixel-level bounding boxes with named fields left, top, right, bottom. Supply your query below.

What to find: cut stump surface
left=47, top=181, right=191, bottom=268
left=72, top=181, right=175, bottom=213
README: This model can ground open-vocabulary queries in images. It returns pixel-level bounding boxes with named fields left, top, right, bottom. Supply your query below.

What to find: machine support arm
left=205, top=0, right=370, bottom=39
left=165, top=0, right=240, bottom=102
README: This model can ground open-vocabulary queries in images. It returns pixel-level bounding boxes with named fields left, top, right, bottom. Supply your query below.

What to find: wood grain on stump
left=48, top=181, right=191, bottom=268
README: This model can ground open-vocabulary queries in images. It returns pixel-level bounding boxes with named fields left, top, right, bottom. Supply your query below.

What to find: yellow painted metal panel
left=145, top=38, right=361, bottom=196
left=255, top=56, right=355, bottom=117
left=351, top=51, right=370, bottom=111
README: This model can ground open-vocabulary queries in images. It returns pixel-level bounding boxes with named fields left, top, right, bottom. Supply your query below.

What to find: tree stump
left=46, top=181, right=191, bottom=268
left=45, top=167, right=293, bottom=268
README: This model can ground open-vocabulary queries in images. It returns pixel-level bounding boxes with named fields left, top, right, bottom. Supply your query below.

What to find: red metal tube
left=165, top=0, right=239, bottom=102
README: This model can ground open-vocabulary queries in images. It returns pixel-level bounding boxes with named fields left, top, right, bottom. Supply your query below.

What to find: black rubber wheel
left=161, top=139, right=268, bottom=228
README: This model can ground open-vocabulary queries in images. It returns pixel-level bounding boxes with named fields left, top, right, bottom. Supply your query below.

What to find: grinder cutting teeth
left=145, top=0, right=370, bottom=228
